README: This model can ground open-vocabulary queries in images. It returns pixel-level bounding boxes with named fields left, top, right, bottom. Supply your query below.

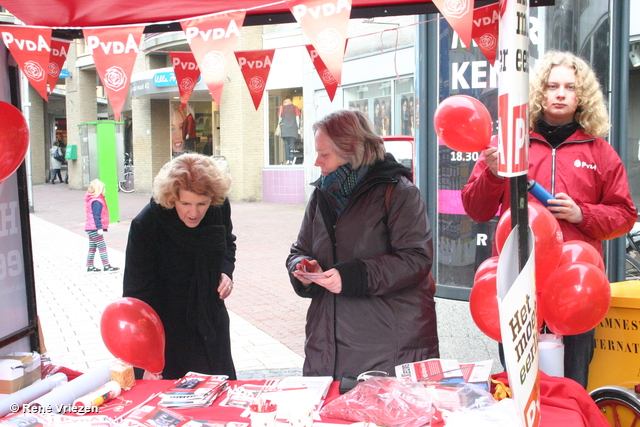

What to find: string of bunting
left=0, top=0, right=498, bottom=119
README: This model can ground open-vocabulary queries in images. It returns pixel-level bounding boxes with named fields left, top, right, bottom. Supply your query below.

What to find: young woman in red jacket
left=462, top=51, right=637, bottom=388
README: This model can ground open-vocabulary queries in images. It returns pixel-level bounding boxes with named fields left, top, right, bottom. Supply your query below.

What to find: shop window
left=268, top=89, right=303, bottom=165
left=343, top=77, right=414, bottom=137
left=170, top=101, right=214, bottom=157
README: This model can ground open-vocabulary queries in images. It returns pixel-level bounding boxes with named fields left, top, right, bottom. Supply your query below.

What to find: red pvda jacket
left=461, top=128, right=637, bottom=256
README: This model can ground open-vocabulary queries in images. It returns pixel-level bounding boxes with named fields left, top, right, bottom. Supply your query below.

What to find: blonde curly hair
left=87, top=179, right=106, bottom=196
left=529, top=51, right=610, bottom=138
left=153, top=153, right=231, bottom=208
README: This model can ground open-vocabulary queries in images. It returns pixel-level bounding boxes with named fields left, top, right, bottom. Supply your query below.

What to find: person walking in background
left=123, top=153, right=237, bottom=380
left=49, top=140, right=64, bottom=184
left=278, top=98, right=301, bottom=163
left=461, top=51, right=637, bottom=388
left=85, top=179, right=120, bottom=273
left=286, top=109, right=439, bottom=380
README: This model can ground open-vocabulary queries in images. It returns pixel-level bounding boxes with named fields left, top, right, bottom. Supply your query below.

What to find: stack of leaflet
left=158, top=372, right=229, bottom=409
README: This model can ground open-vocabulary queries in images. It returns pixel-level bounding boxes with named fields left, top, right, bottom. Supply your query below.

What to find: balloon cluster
left=100, top=297, right=166, bottom=374
left=0, top=102, right=30, bottom=183
left=469, top=202, right=611, bottom=341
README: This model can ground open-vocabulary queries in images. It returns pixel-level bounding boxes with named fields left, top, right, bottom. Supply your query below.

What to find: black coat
left=123, top=198, right=237, bottom=380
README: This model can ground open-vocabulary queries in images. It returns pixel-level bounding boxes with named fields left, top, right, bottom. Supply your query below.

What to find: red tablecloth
left=85, top=376, right=608, bottom=426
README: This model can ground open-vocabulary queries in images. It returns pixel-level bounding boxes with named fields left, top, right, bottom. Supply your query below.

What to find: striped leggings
left=86, top=231, right=111, bottom=268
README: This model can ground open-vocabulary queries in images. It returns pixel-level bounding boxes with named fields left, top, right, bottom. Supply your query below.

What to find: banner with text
left=169, top=51, right=201, bottom=110
left=48, top=38, right=71, bottom=94
left=497, top=0, right=529, bottom=177
left=498, top=226, right=540, bottom=427
left=306, top=44, right=339, bottom=101
left=287, top=0, right=351, bottom=88
left=472, top=3, right=499, bottom=66
left=0, top=26, right=52, bottom=101
left=181, top=10, right=246, bottom=106
left=84, top=26, right=145, bottom=122
left=432, top=0, right=473, bottom=49
left=235, top=49, right=275, bottom=110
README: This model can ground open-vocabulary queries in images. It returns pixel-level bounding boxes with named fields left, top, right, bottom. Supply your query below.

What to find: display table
left=87, top=374, right=606, bottom=427
left=0, top=375, right=608, bottom=426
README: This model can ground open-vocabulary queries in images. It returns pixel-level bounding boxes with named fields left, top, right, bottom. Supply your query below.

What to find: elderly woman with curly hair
left=462, top=51, right=637, bottom=388
left=123, top=153, right=237, bottom=380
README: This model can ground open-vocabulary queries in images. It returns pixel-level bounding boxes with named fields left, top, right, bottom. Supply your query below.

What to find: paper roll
left=30, top=364, right=112, bottom=413
left=539, top=335, right=564, bottom=378
left=73, top=380, right=121, bottom=407
left=0, top=372, right=68, bottom=417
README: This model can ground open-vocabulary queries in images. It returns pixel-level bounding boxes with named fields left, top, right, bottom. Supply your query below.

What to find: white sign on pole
left=498, top=226, right=540, bottom=427
left=497, top=0, right=530, bottom=177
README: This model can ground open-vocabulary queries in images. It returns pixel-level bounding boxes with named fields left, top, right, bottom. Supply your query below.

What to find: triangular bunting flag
left=472, top=3, right=499, bottom=66
left=181, top=10, right=246, bottom=106
left=48, top=38, right=71, bottom=93
left=306, top=44, right=338, bottom=102
left=432, top=0, right=473, bottom=49
left=286, top=0, right=351, bottom=87
left=83, top=26, right=145, bottom=122
left=0, top=25, right=52, bottom=101
left=169, top=51, right=201, bottom=110
left=234, top=49, right=275, bottom=110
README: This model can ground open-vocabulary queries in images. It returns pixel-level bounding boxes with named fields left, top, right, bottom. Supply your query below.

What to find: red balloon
left=100, top=297, right=165, bottom=374
left=469, top=271, right=502, bottom=342
left=0, top=102, right=30, bottom=183
left=434, top=95, right=492, bottom=153
left=495, top=202, right=563, bottom=291
left=539, top=262, right=611, bottom=336
left=474, top=256, right=499, bottom=283
left=557, top=240, right=605, bottom=273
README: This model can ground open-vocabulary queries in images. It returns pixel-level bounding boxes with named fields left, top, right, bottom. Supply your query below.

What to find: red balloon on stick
left=557, top=240, right=605, bottom=273
left=469, top=271, right=502, bottom=342
left=0, top=101, right=30, bottom=183
left=495, top=202, right=564, bottom=292
left=100, top=297, right=165, bottom=374
left=474, top=256, right=499, bottom=283
left=539, top=262, right=611, bottom=336
left=433, top=95, right=492, bottom=153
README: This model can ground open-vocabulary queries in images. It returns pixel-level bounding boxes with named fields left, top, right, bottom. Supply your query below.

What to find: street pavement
left=28, top=182, right=499, bottom=378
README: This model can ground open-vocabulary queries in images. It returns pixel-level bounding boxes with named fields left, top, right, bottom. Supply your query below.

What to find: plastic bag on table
left=320, top=377, right=436, bottom=427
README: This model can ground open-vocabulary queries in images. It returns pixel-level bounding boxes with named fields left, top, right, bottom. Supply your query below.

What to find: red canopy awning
left=1, top=0, right=441, bottom=29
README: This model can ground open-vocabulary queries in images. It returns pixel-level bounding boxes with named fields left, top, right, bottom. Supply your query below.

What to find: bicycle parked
left=118, top=152, right=135, bottom=193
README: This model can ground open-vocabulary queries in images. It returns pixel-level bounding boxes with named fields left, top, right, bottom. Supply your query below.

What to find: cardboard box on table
left=0, top=352, right=41, bottom=394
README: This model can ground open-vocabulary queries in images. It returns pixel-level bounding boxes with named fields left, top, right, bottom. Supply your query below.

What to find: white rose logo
left=103, top=66, right=127, bottom=92
left=574, top=159, right=582, bottom=168
left=249, top=76, right=265, bottom=93
left=201, top=51, right=226, bottom=76
left=442, top=0, right=471, bottom=18
left=321, top=69, right=336, bottom=84
left=315, top=29, right=341, bottom=55
left=179, top=77, right=195, bottom=93
left=48, top=62, right=60, bottom=77
left=24, top=60, right=45, bottom=81
left=478, top=33, right=497, bottom=51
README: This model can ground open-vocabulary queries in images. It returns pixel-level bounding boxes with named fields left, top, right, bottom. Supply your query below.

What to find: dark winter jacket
left=123, top=198, right=237, bottom=380
left=461, top=128, right=637, bottom=255
left=286, top=156, right=439, bottom=380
